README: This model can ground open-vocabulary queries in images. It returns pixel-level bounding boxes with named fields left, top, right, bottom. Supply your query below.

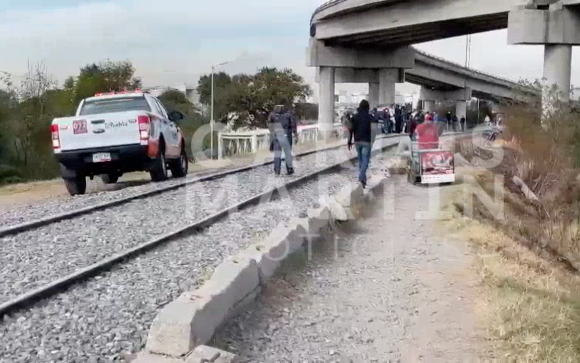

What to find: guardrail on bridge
left=217, top=123, right=345, bottom=159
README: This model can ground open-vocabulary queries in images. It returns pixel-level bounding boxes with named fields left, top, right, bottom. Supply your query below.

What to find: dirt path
left=216, top=175, right=485, bottom=362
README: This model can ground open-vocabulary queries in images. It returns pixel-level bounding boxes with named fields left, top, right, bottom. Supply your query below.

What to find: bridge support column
left=455, top=100, right=467, bottom=121
left=508, top=4, right=580, bottom=118
left=369, top=82, right=379, bottom=109
left=423, top=100, right=435, bottom=113
left=378, top=69, right=398, bottom=105
left=543, top=44, right=572, bottom=106
left=318, top=66, right=336, bottom=140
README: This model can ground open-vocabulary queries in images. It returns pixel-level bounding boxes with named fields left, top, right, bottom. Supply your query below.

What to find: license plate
left=92, top=153, right=111, bottom=163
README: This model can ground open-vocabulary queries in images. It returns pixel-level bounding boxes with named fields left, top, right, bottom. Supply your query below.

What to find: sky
left=1, top=0, right=580, bottom=97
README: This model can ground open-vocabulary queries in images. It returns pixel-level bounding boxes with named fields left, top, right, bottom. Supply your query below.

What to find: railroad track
left=0, top=135, right=407, bottom=313
left=0, top=136, right=411, bottom=363
left=0, top=135, right=406, bottom=237
left=0, top=132, right=473, bottom=362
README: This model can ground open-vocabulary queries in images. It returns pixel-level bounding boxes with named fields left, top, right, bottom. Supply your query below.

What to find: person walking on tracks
left=268, top=104, right=297, bottom=176
left=347, top=99, right=377, bottom=188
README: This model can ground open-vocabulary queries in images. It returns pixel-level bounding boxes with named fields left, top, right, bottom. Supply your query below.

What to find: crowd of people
left=343, top=100, right=470, bottom=188
left=341, top=104, right=469, bottom=137
left=265, top=100, right=495, bottom=190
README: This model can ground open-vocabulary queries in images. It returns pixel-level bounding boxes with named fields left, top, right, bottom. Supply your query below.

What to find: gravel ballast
left=0, top=168, right=355, bottom=363
left=214, top=174, right=482, bottom=362
left=0, top=137, right=402, bottom=304
left=0, top=137, right=401, bottom=229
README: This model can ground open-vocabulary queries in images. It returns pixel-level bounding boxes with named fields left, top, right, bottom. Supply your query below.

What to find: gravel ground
left=0, top=136, right=402, bottom=304
left=0, top=137, right=400, bottom=229
left=0, top=168, right=218, bottom=228
left=215, top=174, right=484, bottom=362
left=0, top=168, right=355, bottom=363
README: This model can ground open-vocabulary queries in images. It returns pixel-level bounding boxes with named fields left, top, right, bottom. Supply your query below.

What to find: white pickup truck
left=51, top=90, right=188, bottom=196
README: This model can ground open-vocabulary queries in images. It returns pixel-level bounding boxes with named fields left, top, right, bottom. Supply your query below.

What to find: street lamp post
left=210, top=62, right=228, bottom=159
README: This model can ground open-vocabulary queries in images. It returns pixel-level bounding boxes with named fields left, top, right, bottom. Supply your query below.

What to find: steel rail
left=0, top=137, right=411, bottom=317
left=0, top=134, right=403, bottom=238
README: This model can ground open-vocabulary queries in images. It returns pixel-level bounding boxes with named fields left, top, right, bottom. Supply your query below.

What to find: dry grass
left=440, top=171, right=580, bottom=362
left=439, top=88, right=580, bottom=361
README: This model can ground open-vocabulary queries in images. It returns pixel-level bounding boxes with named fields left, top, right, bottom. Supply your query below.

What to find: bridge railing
left=217, top=122, right=345, bottom=159
left=413, top=48, right=519, bottom=86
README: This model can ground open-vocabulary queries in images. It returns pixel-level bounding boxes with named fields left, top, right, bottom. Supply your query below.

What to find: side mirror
left=168, top=111, right=184, bottom=122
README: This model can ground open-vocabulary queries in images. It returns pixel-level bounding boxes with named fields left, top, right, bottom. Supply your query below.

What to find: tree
left=158, top=89, right=207, bottom=157
left=196, top=72, right=232, bottom=106
left=196, top=67, right=312, bottom=129
left=0, top=59, right=143, bottom=184
left=72, top=60, right=142, bottom=104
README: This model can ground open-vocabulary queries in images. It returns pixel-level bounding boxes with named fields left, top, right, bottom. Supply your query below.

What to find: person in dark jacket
left=347, top=99, right=377, bottom=188
left=408, top=116, right=418, bottom=140
left=451, top=114, right=459, bottom=132
left=383, top=108, right=392, bottom=133
left=268, top=104, right=297, bottom=176
left=394, top=104, right=403, bottom=133
left=446, top=112, right=452, bottom=131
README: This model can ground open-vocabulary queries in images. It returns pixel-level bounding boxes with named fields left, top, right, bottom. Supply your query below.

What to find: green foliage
left=196, top=67, right=312, bottom=129
left=157, top=89, right=207, bottom=157
left=0, top=60, right=142, bottom=184
left=72, top=60, right=142, bottom=105
left=0, top=61, right=311, bottom=185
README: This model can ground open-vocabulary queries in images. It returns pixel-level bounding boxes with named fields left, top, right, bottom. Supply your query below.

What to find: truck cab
left=51, top=90, right=188, bottom=196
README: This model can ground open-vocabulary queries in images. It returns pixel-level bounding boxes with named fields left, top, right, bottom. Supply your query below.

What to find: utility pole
left=210, top=62, right=228, bottom=159
left=465, top=34, right=472, bottom=68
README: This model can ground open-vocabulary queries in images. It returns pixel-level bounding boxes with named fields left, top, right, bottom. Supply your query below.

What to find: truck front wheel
left=64, top=176, right=87, bottom=196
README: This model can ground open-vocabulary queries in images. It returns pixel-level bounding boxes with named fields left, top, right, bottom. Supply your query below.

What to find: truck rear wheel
left=64, top=176, right=87, bottom=196
left=150, top=144, right=168, bottom=182
left=169, top=145, right=188, bottom=178
left=100, top=174, right=119, bottom=184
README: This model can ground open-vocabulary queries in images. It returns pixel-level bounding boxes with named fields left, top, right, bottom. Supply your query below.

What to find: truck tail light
left=138, top=115, right=150, bottom=141
left=51, top=124, right=60, bottom=149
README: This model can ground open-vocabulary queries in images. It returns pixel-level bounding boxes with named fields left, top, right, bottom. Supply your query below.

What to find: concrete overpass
left=317, top=48, right=523, bottom=100
left=307, top=0, right=580, bottom=132
left=314, top=47, right=524, bottom=116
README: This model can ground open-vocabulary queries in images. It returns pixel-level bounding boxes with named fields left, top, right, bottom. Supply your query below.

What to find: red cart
left=408, top=141, right=455, bottom=185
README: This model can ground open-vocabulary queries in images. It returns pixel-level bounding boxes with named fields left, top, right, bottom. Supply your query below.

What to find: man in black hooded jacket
left=347, top=99, right=377, bottom=188
left=268, top=105, right=297, bottom=175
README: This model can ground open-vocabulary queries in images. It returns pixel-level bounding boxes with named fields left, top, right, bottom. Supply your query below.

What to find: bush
left=456, top=81, right=580, bottom=270
left=0, top=164, right=22, bottom=184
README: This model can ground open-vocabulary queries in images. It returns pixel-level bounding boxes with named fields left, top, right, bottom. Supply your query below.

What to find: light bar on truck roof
left=94, top=89, right=145, bottom=97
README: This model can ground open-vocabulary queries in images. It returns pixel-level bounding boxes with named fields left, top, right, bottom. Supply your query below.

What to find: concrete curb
left=140, top=176, right=388, bottom=361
